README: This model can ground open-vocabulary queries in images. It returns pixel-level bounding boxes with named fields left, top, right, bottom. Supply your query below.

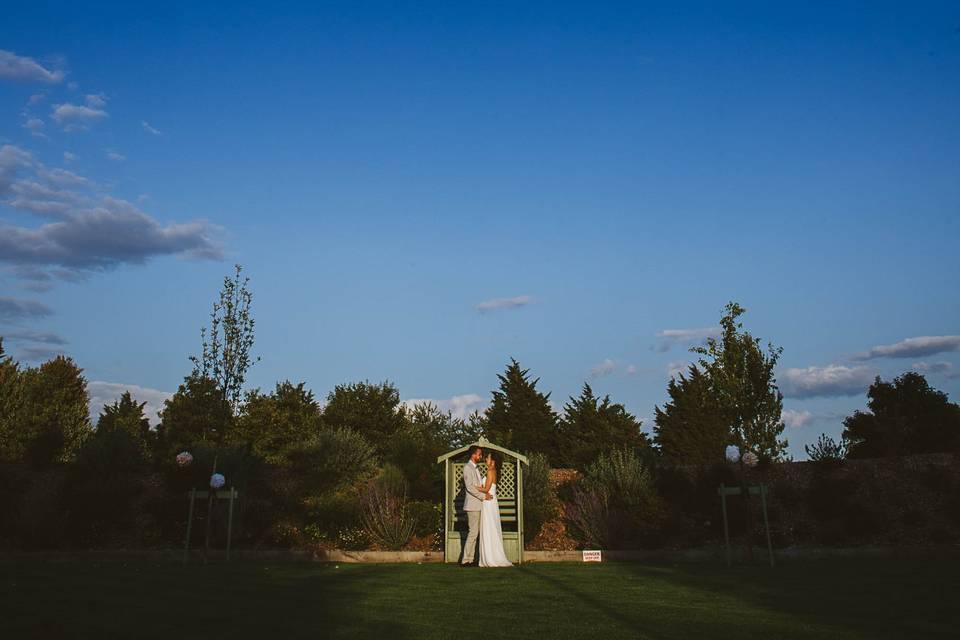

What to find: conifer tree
left=485, top=359, right=560, bottom=460
left=560, top=383, right=648, bottom=469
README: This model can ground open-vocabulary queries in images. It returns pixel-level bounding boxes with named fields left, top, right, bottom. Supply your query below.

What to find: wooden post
left=184, top=488, right=196, bottom=565
left=761, top=484, right=774, bottom=567
left=226, top=488, right=236, bottom=561
left=444, top=458, right=450, bottom=563
left=516, top=458, right=523, bottom=565
left=719, top=483, right=731, bottom=567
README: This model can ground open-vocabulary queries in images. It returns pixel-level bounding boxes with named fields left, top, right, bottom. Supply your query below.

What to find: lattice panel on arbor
left=452, top=462, right=515, bottom=500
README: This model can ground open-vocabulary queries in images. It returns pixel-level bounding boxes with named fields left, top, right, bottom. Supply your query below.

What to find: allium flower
left=210, top=473, right=226, bottom=489
left=176, top=451, right=193, bottom=467
left=742, top=451, right=759, bottom=467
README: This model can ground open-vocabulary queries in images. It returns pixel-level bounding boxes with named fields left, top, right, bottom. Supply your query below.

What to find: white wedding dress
left=478, top=477, right=513, bottom=567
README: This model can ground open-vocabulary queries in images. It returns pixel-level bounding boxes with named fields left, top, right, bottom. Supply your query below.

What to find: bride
left=476, top=451, right=513, bottom=567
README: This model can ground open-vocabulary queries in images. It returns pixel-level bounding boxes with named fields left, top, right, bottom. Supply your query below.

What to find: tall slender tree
left=692, top=302, right=787, bottom=463
left=19, top=356, right=92, bottom=465
left=485, top=359, right=560, bottom=459
left=190, top=264, right=259, bottom=418
left=0, top=338, right=24, bottom=462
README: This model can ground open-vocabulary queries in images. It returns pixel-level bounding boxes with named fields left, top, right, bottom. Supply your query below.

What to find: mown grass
left=1, top=559, right=956, bottom=639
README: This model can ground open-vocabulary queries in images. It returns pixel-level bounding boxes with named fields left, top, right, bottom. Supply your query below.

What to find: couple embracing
left=460, top=445, right=512, bottom=568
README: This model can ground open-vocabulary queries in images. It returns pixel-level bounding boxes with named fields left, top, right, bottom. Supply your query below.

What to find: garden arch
left=436, top=437, right=529, bottom=564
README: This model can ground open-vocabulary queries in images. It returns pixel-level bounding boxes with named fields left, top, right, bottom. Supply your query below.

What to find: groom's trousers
left=462, top=511, right=481, bottom=564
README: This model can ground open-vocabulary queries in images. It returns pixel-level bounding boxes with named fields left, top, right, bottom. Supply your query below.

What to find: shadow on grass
left=1, top=562, right=410, bottom=639
left=616, top=559, right=957, bottom=639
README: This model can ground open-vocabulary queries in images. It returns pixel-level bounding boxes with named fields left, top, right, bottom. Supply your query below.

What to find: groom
left=460, top=445, right=491, bottom=566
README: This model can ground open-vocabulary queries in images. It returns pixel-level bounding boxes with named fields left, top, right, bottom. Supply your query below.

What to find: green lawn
left=1, top=559, right=956, bottom=639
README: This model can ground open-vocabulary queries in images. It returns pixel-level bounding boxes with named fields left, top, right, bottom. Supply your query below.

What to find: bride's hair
left=488, top=451, right=503, bottom=474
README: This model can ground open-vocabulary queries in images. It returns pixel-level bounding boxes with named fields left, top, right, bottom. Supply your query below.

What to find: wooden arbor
left=436, top=437, right=529, bottom=564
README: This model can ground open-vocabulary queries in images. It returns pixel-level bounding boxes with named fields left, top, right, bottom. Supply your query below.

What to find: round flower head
left=176, top=451, right=193, bottom=467
left=210, top=473, right=226, bottom=489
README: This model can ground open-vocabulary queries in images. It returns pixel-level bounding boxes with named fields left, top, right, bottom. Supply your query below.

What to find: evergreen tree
left=0, top=338, right=25, bottom=462
left=485, top=359, right=560, bottom=459
left=842, top=372, right=960, bottom=458
left=560, top=383, right=648, bottom=470
left=232, top=380, right=323, bottom=464
left=18, top=356, right=92, bottom=465
left=653, top=366, right=729, bottom=465
left=96, top=391, right=154, bottom=460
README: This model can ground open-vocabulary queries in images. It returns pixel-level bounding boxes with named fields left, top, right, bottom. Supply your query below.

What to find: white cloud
left=781, top=364, right=876, bottom=399
left=590, top=358, right=616, bottom=378
left=22, top=117, right=45, bottom=137
left=655, top=327, right=720, bottom=352
left=911, top=361, right=958, bottom=379
left=85, top=93, right=107, bottom=108
left=51, top=103, right=108, bottom=130
left=0, top=50, right=64, bottom=83
left=781, top=408, right=813, bottom=428
left=87, top=381, right=173, bottom=427
left=402, top=393, right=485, bottom=420
left=1, top=330, right=67, bottom=345
left=105, top=150, right=125, bottom=162
left=63, top=151, right=76, bottom=163
left=142, top=121, right=162, bottom=136
left=475, top=295, right=532, bottom=313
left=625, top=364, right=637, bottom=375
left=27, top=92, right=47, bottom=106
left=854, top=335, right=960, bottom=361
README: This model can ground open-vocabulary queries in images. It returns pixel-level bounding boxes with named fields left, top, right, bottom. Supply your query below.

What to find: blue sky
left=2, top=1, right=959, bottom=458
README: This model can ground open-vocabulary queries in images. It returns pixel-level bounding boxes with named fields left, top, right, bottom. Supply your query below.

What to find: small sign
left=582, top=550, right=602, bottom=563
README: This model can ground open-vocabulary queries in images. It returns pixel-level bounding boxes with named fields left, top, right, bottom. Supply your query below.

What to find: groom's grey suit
left=461, top=459, right=485, bottom=564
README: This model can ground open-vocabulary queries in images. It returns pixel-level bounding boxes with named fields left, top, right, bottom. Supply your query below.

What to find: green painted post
left=719, top=484, right=731, bottom=567
left=444, top=458, right=450, bottom=563
left=226, top=488, right=236, bottom=561
left=184, top=488, right=196, bottom=565
left=761, top=484, right=774, bottom=567
left=516, top=458, right=524, bottom=564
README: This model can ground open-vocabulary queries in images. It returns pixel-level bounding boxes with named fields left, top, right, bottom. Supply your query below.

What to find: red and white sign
left=582, top=550, right=602, bottom=562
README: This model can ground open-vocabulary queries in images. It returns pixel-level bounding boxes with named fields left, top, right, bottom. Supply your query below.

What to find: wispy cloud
left=142, top=121, right=162, bottom=136
left=655, top=327, right=720, bottom=352
left=0, top=50, right=65, bottom=83
left=854, top=335, right=960, bottom=361
left=85, top=93, right=107, bottom=109
left=88, top=381, right=173, bottom=427
left=22, top=117, right=45, bottom=137
left=781, top=364, right=876, bottom=399
left=475, top=295, right=532, bottom=313
left=590, top=358, right=616, bottom=378
left=0, top=296, right=53, bottom=322
left=625, top=364, right=637, bottom=375
left=1, top=330, right=67, bottom=345
left=51, top=103, right=108, bottom=130
left=911, top=361, right=959, bottom=379
left=402, top=393, right=485, bottom=420
left=105, top=150, right=125, bottom=162
left=63, top=151, right=77, bottom=163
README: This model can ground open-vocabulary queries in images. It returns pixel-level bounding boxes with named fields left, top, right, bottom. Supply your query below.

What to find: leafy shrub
left=522, top=453, right=557, bottom=543
left=287, top=427, right=377, bottom=494
left=805, top=433, right=846, bottom=465
left=406, top=500, right=442, bottom=538
left=565, top=448, right=660, bottom=548
left=63, top=429, right=146, bottom=545
left=305, top=490, right=362, bottom=539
